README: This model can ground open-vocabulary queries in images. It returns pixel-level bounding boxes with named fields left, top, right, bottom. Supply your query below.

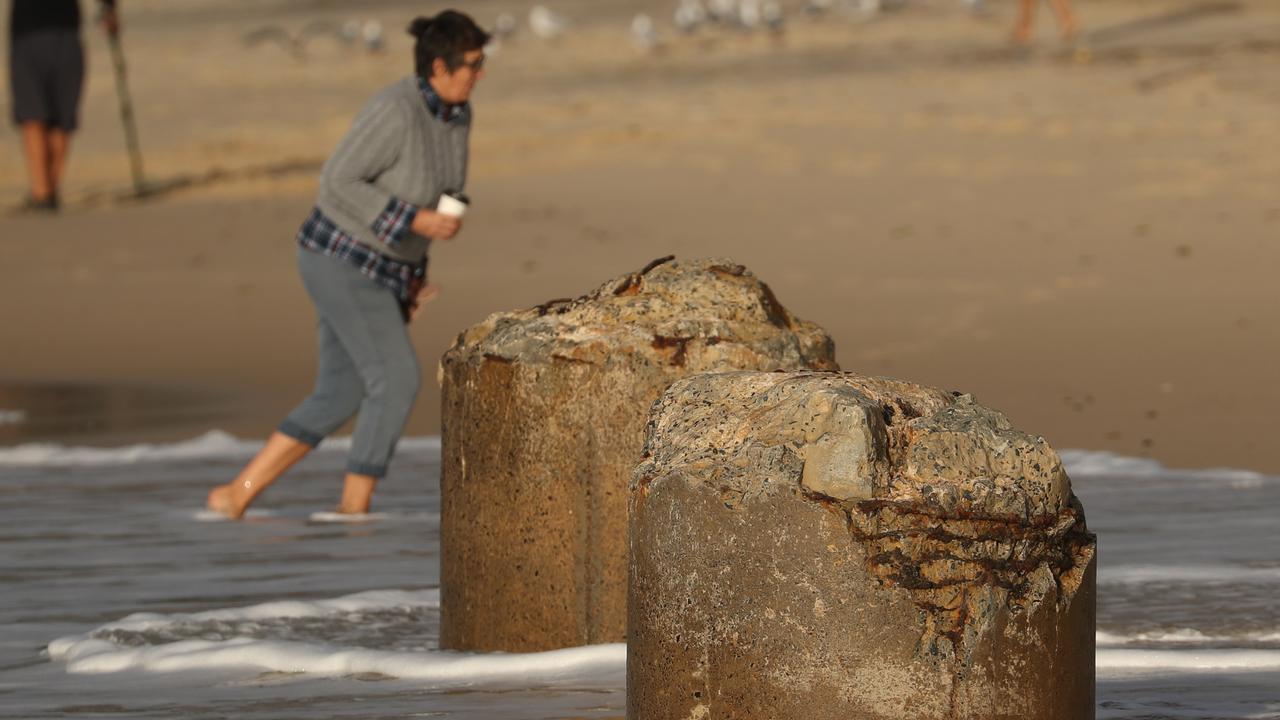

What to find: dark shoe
left=19, top=195, right=58, bottom=214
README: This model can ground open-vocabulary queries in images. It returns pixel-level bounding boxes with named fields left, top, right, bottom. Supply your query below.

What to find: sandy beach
left=1, top=0, right=1278, bottom=473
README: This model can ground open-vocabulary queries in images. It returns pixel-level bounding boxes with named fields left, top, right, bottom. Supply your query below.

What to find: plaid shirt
left=296, top=77, right=470, bottom=303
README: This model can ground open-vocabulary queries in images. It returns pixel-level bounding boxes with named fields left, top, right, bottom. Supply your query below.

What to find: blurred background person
left=7, top=0, right=118, bottom=212
left=1012, top=0, right=1078, bottom=45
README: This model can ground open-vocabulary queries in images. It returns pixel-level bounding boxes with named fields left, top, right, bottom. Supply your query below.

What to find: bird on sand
left=529, top=5, right=569, bottom=40
left=630, top=13, right=662, bottom=50
left=674, top=0, right=708, bottom=33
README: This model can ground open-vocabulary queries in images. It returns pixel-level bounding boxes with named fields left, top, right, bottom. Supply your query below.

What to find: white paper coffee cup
left=436, top=193, right=468, bottom=218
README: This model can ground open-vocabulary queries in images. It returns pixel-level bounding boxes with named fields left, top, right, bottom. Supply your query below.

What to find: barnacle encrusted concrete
left=629, top=371, right=1096, bottom=720
left=438, top=257, right=837, bottom=651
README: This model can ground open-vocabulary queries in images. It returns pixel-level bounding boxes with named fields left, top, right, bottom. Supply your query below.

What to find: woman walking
left=208, top=10, right=489, bottom=519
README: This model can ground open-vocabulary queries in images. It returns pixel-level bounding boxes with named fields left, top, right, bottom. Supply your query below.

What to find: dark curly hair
left=407, top=10, right=490, bottom=78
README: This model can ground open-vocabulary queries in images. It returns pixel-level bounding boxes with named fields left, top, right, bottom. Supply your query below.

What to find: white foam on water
left=1100, top=564, right=1280, bottom=584
left=55, top=636, right=626, bottom=683
left=1097, top=648, right=1280, bottom=671
left=48, top=588, right=440, bottom=648
left=0, top=431, right=441, bottom=468
left=1060, top=449, right=1165, bottom=476
left=47, top=587, right=623, bottom=684
left=0, top=409, right=27, bottom=425
left=192, top=508, right=281, bottom=522
left=308, top=511, right=390, bottom=523
left=1097, top=628, right=1280, bottom=646
left=1059, top=449, right=1270, bottom=484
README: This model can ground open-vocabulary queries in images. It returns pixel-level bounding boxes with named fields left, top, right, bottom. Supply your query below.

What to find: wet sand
left=1, top=0, right=1278, bottom=472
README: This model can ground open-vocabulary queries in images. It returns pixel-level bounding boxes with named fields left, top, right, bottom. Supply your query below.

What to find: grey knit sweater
left=316, top=76, right=470, bottom=264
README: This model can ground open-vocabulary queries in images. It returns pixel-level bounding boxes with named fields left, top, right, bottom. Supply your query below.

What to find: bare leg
left=20, top=122, right=53, bottom=201
left=1012, top=0, right=1036, bottom=44
left=46, top=129, right=71, bottom=202
left=1047, top=0, right=1078, bottom=41
left=207, top=432, right=312, bottom=519
left=337, top=473, right=378, bottom=514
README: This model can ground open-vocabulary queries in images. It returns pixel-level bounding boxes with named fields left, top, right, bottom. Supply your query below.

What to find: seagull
left=528, top=5, right=569, bottom=40
left=673, top=0, right=707, bottom=34
left=802, top=0, right=835, bottom=15
left=494, top=12, right=518, bottom=39
left=857, top=0, right=909, bottom=14
left=340, top=19, right=361, bottom=45
left=707, top=0, right=738, bottom=24
left=485, top=12, right=518, bottom=54
left=362, top=20, right=384, bottom=52
left=762, top=0, right=785, bottom=34
left=738, top=0, right=763, bottom=30
left=630, top=13, right=661, bottom=50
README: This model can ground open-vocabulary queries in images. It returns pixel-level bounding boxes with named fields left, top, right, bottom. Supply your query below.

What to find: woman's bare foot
left=206, top=432, right=312, bottom=520
left=206, top=483, right=245, bottom=519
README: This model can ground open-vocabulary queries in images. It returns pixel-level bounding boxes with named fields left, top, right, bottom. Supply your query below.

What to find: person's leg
left=11, top=32, right=55, bottom=206
left=206, top=252, right=367, bottom=519
left=1012, top=0, right=1037, bottom=44
left=207, top=321, right=366, bottom=519
left=339, top=305, right=420, bottom=502
left=313, top=260, right=421, bottom=510
left=338, top=473, right=378, bottom=514
left=46, top=129, right=70, bottom=202
left=1047, top=0, right=1078, bottom=41
left=46, top=30, right=84, bottom=206
left=277, top=316, right=368, bottom=445
left=19, top=122, right=54, bottom=202
left=207, top=432, right=312, bottom=518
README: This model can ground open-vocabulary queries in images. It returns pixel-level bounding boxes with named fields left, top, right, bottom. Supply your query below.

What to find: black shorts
left=9, top=29, right=85, bottom=131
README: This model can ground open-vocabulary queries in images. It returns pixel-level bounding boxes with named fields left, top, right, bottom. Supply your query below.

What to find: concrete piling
left=438, top=257, right=837, bottom=651
left=629, top=371, right=1095, bottom=719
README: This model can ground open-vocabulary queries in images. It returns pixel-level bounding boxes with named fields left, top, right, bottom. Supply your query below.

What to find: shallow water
left=0, top=435, right=1276, bottom=719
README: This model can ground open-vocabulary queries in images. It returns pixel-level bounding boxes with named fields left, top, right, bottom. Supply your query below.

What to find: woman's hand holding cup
left=413, top=192, right=468, bottom=241
left=412, top=209, right=462, bottom=240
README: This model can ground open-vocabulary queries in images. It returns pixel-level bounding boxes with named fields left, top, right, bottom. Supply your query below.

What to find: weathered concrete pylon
left=630, top=371, right=1096, bottom=720
left=439, top=257, right=837, bottom=651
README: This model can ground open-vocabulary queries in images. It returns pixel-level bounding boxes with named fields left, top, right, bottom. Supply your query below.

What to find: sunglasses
left=456, top=54, right=485, bottom=72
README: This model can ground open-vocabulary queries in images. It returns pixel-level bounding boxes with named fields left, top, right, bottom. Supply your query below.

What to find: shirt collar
left=417, top=75, right=470, bottom=125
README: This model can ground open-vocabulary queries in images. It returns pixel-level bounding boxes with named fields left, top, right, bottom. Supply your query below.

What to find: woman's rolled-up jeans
left=278, top=248, right=420, bottom=479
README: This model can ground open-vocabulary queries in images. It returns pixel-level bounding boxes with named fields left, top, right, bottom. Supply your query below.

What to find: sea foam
left=1099, top=564, right=1280, bottom=584
left=1059, top=449, right=1270, bottom=484
left=1097, top=628, right=1280, bottom=646
left=42, top=586, right=1280, bottom=683
left=49, top=588, right=440, bottom=643
left=0, top=431, right=442, bottom=468
left=54, top=636, right=627, bottom=682
left=1096, top=648, right=1280, bottom=672
left=47, top=587, right=624, bottom=684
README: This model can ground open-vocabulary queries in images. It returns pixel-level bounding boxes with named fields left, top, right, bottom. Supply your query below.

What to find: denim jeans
left=278, top=248, right=421, bottom=478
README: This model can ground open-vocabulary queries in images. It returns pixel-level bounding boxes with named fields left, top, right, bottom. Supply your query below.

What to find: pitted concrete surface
left=630, top=371, right=1095, bottom=719
left=439, top=258, right=836, bottom=651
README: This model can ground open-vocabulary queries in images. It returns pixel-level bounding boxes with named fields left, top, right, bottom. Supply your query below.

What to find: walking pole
left=103, top=19, right=147, bottom=197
